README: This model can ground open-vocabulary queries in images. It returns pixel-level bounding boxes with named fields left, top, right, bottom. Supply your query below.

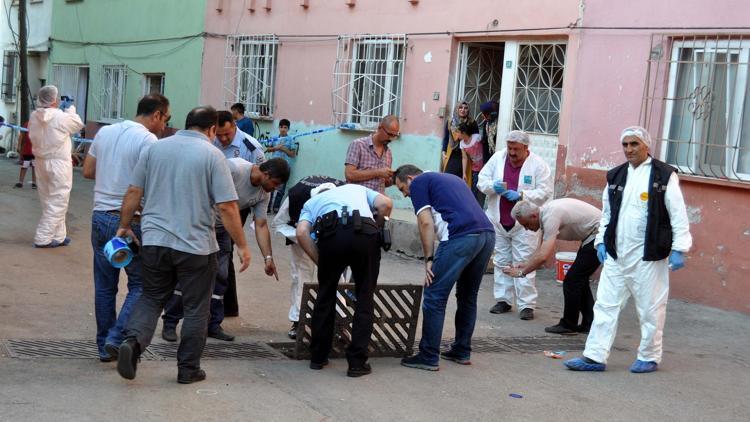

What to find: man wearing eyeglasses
left=82, top=94, right=171, bottom=362
left=344, top=115, right=399, bottom=194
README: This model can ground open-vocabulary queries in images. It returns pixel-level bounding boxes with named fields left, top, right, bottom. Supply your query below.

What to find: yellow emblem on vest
left=640, top=192, right=649, bottom=201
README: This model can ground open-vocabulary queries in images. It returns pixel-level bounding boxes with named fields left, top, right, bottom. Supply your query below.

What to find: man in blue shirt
left=231, top=102, right=254, bottom=137
left=214, top=110, right=265, bottom=165
left=393, top=165, right=495, bottom=371
left=296, top=184, right=393, bottom=377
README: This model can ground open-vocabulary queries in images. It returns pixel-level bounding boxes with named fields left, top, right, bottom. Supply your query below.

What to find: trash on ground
left=543, top=350, right=567, bottom=359
left=509, top=393, right=524, bottom=399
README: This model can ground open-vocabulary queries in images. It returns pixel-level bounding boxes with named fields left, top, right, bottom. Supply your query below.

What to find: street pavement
left=0, top=158, right=748, bottom=421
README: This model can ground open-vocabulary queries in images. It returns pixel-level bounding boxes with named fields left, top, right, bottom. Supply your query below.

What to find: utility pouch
left=353, top=210, right=362, bottom=232
left=315, top=210, right=338, bottom=239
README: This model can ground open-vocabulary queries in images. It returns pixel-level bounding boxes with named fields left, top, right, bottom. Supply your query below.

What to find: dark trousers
left=225, top=207, right=250, bottom=316
left=163, top=226, right=231, bottom=332
left=125, top=246, right=216, bottom=373
left=311, top=225, right=381, bottom=367
left=560, top=241, right=599, bottom=331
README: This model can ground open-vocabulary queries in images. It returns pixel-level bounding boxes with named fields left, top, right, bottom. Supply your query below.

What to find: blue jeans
left=91, top=211, right=143, bottom=358
left=418, top=231, right=495, bottom=364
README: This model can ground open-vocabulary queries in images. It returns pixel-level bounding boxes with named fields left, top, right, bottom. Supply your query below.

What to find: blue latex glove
left=668, top=251, right=684, bottom=271
left=596, top=244, right=607, bottom=264
left=501, top=190, right=521, bottom=202
left=60, top=99, right=73, bottom=110
left=493, top=180, right=506, bottom=194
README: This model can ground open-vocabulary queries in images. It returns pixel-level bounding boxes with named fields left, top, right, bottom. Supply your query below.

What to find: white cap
left=505, top=130, right=530, bottom=145
left=620, top=125, right=652, bottom=147
left=310, top=182, right=337, bottom=197
left=37, top=85, right=59, bottom=108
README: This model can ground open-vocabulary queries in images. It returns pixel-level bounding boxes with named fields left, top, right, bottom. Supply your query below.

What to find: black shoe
left=400, top=354, right=439, bottom=371
left=347, top=363, right=372, bottom=378
left=545, top=323, right=577, bottom=335
left=208, top=327, right=235, bottom=341
left=489, top=301, right=512, bottom=314
left=177, top=369, right=207, bottom=384
left=288, top=322, right=299, bottom=340
left=440, top=349, right=471, bottom=365
left=309, top=359, right=329, bottom=370
left=13, top=182, right=22, bottom=189
left=519, top=308, right=534, bottom=320
left=162, top=326, right=178, bottom=342
left=99, top=354, right=116, bottom=363
left=104, top=343, right=119, bottom=359
left=117, top=338, right=140, bottom=380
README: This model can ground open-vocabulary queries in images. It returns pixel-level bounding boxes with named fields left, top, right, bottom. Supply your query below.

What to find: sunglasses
left=380, top=126, right=399, bottom=138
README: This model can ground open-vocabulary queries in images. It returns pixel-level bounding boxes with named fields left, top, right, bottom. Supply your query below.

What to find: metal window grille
left=642, top=35, right=750, bottom=182
left=2, top=51, right=18, bottom=103
left=51, top=64, right=81, bottom=99
left=512, top=43, right=566, bottom=135
left=100, top=65, right=127, bottom=121
left=223, top=34, right=278, bottom=117
left=144, top=73, right=165, bottom=95
left=332, top=34, right=406, bottom=129
left=455, top=43, right=504, bottom=121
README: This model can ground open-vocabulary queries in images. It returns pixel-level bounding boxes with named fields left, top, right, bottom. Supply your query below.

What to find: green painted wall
left=48, top=0, right=207, bottom=128
left=255, top=120, right=442, bottom=209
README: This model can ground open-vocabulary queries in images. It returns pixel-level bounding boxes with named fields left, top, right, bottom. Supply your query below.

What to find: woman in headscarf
left=441, top=101, right=474, bottom=183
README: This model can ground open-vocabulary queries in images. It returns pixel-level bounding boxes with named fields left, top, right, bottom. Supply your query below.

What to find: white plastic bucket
left=555, top=252, right=577, bottom=284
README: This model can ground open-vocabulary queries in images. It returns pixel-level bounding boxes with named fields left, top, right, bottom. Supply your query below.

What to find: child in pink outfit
left=458, top=121, right=484, bottom=204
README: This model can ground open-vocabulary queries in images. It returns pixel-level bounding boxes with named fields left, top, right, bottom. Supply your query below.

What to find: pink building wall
left=200, top=0, right=750, bottom=313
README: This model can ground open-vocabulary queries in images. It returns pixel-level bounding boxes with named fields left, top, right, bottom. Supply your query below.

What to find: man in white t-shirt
left=82, top=94, right=171, bottom=362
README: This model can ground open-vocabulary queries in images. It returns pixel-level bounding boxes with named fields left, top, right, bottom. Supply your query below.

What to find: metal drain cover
left=2, top=339, right=160, bottom=360
left=146, top=342, right=287, bottom=361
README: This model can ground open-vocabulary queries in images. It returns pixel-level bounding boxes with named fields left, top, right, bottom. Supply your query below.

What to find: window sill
left=679, top=174, right=750, bottom=190
left=249, top=115, right=274, bottom=122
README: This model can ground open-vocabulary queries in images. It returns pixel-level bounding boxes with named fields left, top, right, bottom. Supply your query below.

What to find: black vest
left=603, top=158, right=676, bottom=261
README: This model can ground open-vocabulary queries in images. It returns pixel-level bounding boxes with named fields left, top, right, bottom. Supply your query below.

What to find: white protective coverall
left=272, top=197, right=346, bottom=322
left=477, top=149, right=553, bottom=310
left=28, top=97, right=85, bottom=245
left=584, top=157, right=692, bottom=364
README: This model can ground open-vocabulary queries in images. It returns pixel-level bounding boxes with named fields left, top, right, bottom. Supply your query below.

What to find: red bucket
left=555, top=252, right=577, bottom=283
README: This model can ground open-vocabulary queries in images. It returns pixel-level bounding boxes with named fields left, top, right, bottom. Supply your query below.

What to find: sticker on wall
left=424, top=51, right=432, bottom=63
left=640, top=192, right=649, bottom=201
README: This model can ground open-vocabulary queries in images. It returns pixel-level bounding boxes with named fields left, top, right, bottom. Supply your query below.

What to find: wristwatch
left=264, top=255, right=273, bottom=261
left=426, top=256, right=434, bottom=262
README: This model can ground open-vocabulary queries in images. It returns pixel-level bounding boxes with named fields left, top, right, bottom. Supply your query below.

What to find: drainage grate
left=2, top=339, right=159, bottom=360
left=295, top=283, right=423, bottom=359
left=496, top=336, right=586, bottom=353
left=146, top=342, right=287, bottom=361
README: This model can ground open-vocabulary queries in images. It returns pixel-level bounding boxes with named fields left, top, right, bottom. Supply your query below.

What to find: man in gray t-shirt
left=161, top=157, right=290, bottom=342
left=114, top=107, right=251, bottom=385
left=504, top=199, right=602, bottom=336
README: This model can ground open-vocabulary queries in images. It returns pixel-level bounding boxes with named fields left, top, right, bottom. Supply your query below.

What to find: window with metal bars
left=223, top=35, right=278, bottom=117
left=511, top=43, right=566, bottom=135
left=646, top=36, right=750, bottom=182
left=101, top=65, right=127, bottom=121
left=2, top=51, right=18, bottom=103
left=144, top=73, right=165, bottom=95
left=332, top=34, right=406, bottom=129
